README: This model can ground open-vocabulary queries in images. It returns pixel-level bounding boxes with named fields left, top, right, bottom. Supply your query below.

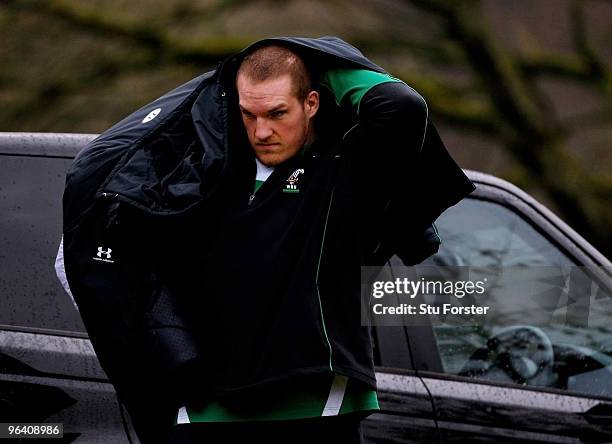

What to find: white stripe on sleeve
left=176, top=406, right=190, bottom=424
left=322, top=373, right=348, bottom=416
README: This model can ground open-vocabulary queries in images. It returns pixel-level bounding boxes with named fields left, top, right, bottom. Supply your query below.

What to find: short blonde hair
left=237, top=45, right=313, bottom=101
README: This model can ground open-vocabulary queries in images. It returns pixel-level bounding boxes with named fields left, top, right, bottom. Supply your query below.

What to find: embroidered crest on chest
left=283, top=169, right=304, bottom=193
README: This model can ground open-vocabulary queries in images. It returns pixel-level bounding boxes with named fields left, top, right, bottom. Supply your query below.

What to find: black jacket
left=62, top=36, right=475, bottom=442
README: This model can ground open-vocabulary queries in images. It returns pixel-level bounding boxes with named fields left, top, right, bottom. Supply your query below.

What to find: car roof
left=0, top=132, right=96, bottom=158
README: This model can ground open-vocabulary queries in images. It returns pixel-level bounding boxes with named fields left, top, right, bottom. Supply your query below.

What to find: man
left=167, top=44, right=387, bottom=443
left=59, top=37, right=475, bottom=444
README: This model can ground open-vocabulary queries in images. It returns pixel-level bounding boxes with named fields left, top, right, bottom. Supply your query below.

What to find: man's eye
left=271, top=111, right=285, bottom=118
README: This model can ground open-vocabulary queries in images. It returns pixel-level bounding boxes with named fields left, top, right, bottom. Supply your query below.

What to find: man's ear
left=304, top=91, right=319, bottom=118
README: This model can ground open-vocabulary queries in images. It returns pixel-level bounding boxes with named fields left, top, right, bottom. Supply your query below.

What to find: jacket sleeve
left=321, top=69, right=475, bottom=265
left=319, top=68, right=403, bottom=116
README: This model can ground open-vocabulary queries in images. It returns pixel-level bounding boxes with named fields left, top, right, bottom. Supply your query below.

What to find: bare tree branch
left=570, top=0, right=612, bottom=95
left=9, top=0, right=249, bottom=66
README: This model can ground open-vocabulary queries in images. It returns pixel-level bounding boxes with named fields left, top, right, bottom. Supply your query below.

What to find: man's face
left=237, top=73, right=319, bottom=166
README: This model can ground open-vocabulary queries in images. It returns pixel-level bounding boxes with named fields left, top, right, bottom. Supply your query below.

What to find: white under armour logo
left=93, top=246, right=115, bottom=263
left=97, top=247, right=112, bottom=259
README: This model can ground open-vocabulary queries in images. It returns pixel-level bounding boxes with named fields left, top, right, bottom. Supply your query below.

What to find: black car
left=1, top=132, right=611, bottom=443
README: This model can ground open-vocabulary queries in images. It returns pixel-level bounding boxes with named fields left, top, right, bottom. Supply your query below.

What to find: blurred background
left=1, top=0, right=610, bottom=257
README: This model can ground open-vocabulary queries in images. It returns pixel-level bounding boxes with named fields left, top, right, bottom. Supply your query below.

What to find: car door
left=362, top=261, right=440, bottom=444
left=0, top=142, right=136, bottom=443
left=406, top=175, right=612, bottom=443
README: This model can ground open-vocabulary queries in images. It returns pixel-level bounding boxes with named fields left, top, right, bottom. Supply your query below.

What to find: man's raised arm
left=319, top=68, right=475, bottom=265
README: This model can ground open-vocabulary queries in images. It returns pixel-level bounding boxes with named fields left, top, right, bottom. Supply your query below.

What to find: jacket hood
left=63, top=36, right=387, bottom=227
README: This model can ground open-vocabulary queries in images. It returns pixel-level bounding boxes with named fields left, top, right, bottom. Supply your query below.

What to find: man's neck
left=301, top=127, right=318, bottom=154
left=305, top=126, right=317, bottom=146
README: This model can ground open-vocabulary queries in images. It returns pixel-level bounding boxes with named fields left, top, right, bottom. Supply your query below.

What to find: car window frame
left=404, top=172, right=612, bottom=401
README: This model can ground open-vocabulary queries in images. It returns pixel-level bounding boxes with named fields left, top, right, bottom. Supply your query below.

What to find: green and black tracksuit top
left=173, top=68, right=432, bottom=424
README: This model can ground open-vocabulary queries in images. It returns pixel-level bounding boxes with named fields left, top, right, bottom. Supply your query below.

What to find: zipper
left=247, top=177, right=272, bottom=206
left=94, top=191, right=122, bottom=229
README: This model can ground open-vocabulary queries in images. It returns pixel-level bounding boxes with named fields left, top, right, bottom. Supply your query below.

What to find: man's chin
left=254, top=150, right=284, bottom=167
left=256, top=154, right=282, bottom=167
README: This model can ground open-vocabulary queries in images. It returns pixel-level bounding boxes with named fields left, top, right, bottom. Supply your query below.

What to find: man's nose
left=254, top=118, right=273, bottom=140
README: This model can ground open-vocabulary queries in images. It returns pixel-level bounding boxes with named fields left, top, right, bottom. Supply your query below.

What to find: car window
left=420, top=198, right=612, bottom=399
left=0, top=155, right=86, bottom=333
